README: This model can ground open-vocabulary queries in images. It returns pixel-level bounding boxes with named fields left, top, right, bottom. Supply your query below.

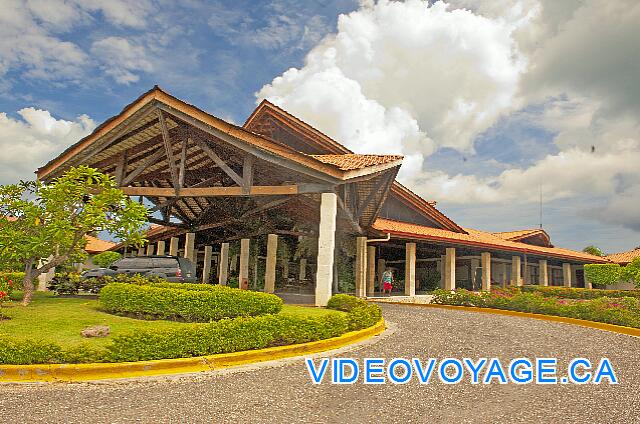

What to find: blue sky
left=1, top=0, right=639, bottom=254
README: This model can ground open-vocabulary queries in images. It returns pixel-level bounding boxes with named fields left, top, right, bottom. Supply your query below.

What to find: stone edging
left=375, top=301, right=640, bottom=338
left=0, top=319, right=386, bottom=383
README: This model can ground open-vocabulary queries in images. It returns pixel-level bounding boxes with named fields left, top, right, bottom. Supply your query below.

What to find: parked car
left=81, top=255, right=197, bottom=283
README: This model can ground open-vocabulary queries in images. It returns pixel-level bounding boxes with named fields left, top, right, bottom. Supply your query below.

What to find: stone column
left=137, top=246, right=145, bottom=256
left=405, top=242, right=416, bottom=296
left=202, top=245, right=213, bottom=284
left=184, top=233, right=195, bottom=261
left=169, top=237, right=179, bottom=256
left=239, top=238, right=250, bottom=289
left=511, top=256, right=522, bottom=286
left=367, top=246, right=376, bottom=296
left=481, top=252, right=491, bottom=291
left=470, top=257, right=480, bottom=290
left=499, top=262, right=508, bottom=287
left=264, top=234, right=278, bottom=293
left=299, top=258, right=307, bottom=281
left=440, top=255, right=446, bottom=287
left=354, top=236, right=367, bottom=297
left=563, top=263, right=572, bottom=287
left=156, top=240, right=166, bottom=256
left=146, top=244, right=154, bottom=256
left=444, top=248, right=456, bottom=290
left=377, top=258, right=386, bottom=289
left=315, top=192, right=337, bottom=307
left=539, top=259, right=548, bottom=286
left=218, top=242, right=229, bottom=285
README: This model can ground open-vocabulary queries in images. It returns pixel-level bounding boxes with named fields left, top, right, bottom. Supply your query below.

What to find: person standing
left=381, top=269, right=394, bottom=296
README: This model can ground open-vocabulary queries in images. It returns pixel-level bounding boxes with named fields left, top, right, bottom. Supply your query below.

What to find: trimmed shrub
left=584, top=264, right=622, bottom=287
left=521, top=285, right=640, bottom=300
left=432, top=288, right=640, bottom=328
left=327, top=293, right=367, bottom=311
left=48, top=272, right=82, bottom=295
left=99, top=283, right=283, bottom=321
left=0, top=337, right=65, bottom=365
left=327, top=294, right=382, bottom=330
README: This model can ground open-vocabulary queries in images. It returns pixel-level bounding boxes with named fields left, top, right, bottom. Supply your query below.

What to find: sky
left=1, top=0, right=639, bottom=254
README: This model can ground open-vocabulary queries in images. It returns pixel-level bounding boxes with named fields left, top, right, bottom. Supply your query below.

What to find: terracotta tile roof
left=309, top=154, right=403, bottom=171
left=493, top=229, right=541, bottom=240
left=372, top=218, right=609, bottom=263
left=606, top=248, right=640, bottom=265
left=84, top=235, right=116, bottom=254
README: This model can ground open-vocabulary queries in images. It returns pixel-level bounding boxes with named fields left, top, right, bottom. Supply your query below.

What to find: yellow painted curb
left=0, top=319, right=385, bottom=383
left=377, top=301, right=640, bottom=338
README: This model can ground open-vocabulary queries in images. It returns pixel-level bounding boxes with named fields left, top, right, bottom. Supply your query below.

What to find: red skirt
left=383, top=282, right=393, bottom=291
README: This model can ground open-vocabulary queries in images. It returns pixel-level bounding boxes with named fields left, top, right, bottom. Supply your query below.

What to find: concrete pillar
left=202, top=245, right=213, bottom=284
left=523, top=255, right=529, bottom=285
left=377, top=258, right=386, bottom=289
left=146, top=244, right=154, bottom=256
left=563, top=263, right=572, bottom=287
left=169, top=237, right=179, bottom=256
left=511, top=256, right=522, bottom=286
left=299, top=258, right=307, bottom=281
left=218, top=242, right=229, bottom=285
left=239, top=238, right=250, bottom=289
left=440, top=255, right=446, bottom=287
left=444, top=248, right=456, bottom=290
left=499, top=262, right=508, bottom=288
left=137, top=246, right=145, bottom=256
left=315, top=192, right=337, bottom=306
left=354, top=236, right=367, bottom=297
left=481, top=252, right=491, bottom=291
left=230, top=254, right=238, bottom=273
left=470, top=257, right=480, bottom=290
left=367, top=246, right=376, bottom=296
left=404, top=242, right=416, bottom=296
left=156, top=240, right=166, bottom=256
left=264, top=234, right=278, bottom=293
left=539, top=259, right=548, bottom=286
left=184, top=233, right=195, bottom=261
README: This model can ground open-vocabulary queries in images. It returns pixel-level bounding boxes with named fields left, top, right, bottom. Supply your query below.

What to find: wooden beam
left=147, top=217, right=187, bottom=228
left=114, top=151, right=128, bottom=185
left=195, top=198, right=290, bottom=232
left=157, top=110, right=180, bottom=193
left=336, top=192, right=362, bottom=234
left=178, top=137, right=189, bottom=188
left=355, top=173, right=392, bottom=218
left=242, top=154, right=253, bottom=195
left=120, top=185, right=300, bottom=197
left=192, top=138, right=244, bottom=186
left=121, top=148, right=165, bottom=185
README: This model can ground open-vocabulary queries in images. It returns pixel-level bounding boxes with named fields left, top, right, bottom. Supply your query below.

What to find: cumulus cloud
left=91, top=37, right=154, bottom=84
left=257, top=0, right=640, bottom=234
left=0, top=108, right=95, bottom=184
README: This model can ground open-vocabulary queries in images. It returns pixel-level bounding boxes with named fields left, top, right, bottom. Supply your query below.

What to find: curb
left=375, top=301, right=640, bottom=338
left=0, top=319, right=385, bottom=383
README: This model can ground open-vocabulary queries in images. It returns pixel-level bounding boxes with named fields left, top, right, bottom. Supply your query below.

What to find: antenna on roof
left=539, top=184, right=543, bottom=229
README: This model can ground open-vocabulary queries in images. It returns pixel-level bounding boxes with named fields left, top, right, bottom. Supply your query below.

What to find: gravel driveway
left=2, top=303, right=639, bottom=423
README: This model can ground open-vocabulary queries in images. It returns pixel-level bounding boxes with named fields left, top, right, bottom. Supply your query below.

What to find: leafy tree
left=92, top=251, right=122, bottom=268
left=0, top=166, right=148, bottom=305
left=582, top=245, right=604, bottom=257
left=622, top=257, right=640, bottom=288
left=584, top=264, right=622, bottom=288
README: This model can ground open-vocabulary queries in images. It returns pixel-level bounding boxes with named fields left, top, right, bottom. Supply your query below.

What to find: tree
left=92, top=251, right=122, bottom=268
left=622, top=257, right=640, bottom=288
left=582, top=245, right=604, bottom=257
left=583, top=264, right=622, bottom=288
left=0, top=166, right=148, bottom=305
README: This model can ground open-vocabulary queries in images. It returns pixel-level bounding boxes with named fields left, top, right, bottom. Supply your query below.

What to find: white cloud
left=0, top=108, right=95, bottom=184
left=91, top=37, right=154, bottom=84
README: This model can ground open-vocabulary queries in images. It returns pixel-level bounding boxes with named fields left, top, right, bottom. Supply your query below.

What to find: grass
left=0, top=292, right=343, bottom=348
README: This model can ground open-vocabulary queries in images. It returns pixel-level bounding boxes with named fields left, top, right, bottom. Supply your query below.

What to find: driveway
left=1, top=303, right=639, bottom=423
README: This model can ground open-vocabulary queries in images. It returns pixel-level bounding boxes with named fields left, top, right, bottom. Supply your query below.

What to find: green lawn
left=0, top=292, right=342, bottom=348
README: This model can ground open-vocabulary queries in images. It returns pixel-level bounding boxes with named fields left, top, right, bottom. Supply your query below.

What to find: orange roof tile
left=309, top=154, right=403, bottom=171
left=84, top=235, right=116, bottom=254
left=606, top=248, right=640, bottom=265
left=372, top=218, right=609, bottom=263
left=493, top=229, right=541, bottom=240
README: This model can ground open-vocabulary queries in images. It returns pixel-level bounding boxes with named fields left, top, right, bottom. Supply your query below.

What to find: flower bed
left=0, top=294, right=382, bottom=364
left=521, top=285, right=640, bottom=300
left=432, top=288, right=640, bottom=328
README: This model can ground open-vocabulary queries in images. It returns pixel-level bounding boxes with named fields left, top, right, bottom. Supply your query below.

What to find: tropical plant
left=583, top=263, right=622, bottom=287
left=622, top=257, right=640, bottom=288
left=582, top=245, right=604, bottom=256
left=0, top=166, right=148, bottom=305
left=91, top=251, right=122, bottom=268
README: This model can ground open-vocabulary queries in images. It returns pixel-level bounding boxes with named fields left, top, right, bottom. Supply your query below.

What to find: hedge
left=432, top=288, right=640, bottom=328
left=99, top=283, right=284, bottom=322
left=0, top=294, right=382, bottom=364
left=0, top=272, right=24, bottom=290
left=583, top=264, right=622, bottom=287
left=521, top=285, right=640, bottom=300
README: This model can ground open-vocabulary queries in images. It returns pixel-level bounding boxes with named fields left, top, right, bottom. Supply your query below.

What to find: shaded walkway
left=1, top=304, right=639, bottom=423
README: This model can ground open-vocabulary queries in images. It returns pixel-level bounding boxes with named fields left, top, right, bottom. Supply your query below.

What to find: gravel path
left=2, top=303, right=640, bottom=423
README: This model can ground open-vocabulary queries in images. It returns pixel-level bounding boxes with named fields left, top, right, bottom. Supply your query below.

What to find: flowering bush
left=0, top=275, right=15, bottom=304
left=432, top=288, right=640, bottom=328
